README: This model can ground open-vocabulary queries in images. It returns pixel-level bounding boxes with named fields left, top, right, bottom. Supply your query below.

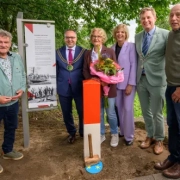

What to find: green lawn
left=134, top=93, right=142, bottom=118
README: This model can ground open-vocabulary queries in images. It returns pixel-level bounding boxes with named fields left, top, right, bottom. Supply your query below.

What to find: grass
left=134, top=93, right=142, bottom=118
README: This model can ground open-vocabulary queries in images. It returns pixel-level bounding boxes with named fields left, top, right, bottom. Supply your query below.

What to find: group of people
left=57, top=26, right=137, bottom=147
left=56, top=4, right=180, bottom=179
left=0, top=3, right=180, bottom=179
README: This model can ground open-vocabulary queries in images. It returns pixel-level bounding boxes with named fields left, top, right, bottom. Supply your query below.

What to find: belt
left=142, top=73, right=146, bottom=76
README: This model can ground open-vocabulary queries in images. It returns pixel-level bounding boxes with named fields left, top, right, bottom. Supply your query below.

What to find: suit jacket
left=135, top=27, right=169, bottom=86
left=111, top=42, right=137, bottom=90
left=56, top=45, right=86, bottom=97
left=83, top=46, right=117, bottom=98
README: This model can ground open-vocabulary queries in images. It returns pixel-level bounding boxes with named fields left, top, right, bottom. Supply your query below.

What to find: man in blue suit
left=135, top=7, right=169, bottom=155
left=56, top=30, right=85, bottom=143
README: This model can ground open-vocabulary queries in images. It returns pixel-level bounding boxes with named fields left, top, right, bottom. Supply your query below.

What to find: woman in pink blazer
left=111, top=24, right=137, bottom=146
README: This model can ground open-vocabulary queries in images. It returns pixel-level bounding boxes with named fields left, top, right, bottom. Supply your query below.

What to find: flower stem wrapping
left=104, top=96, right=109, bottom=108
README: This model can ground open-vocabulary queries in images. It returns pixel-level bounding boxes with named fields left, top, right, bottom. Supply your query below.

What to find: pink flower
left=90, top=59, right=124, bottom=107
left=90, top=60, right=124, bottom=84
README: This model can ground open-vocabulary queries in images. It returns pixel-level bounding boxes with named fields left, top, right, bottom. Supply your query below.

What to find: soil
left=0, top=110, right=169, bottom=180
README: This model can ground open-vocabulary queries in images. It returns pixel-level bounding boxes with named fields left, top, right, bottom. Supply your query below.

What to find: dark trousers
left=0, top=102, right=19, bottom=154
left=166, top=86, right=180, bottom=163
left=58, top=86, right=83, bottom=136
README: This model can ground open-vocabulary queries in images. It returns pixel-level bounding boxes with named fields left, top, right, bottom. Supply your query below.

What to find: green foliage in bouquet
left=94, top=54, right=118, bottom=76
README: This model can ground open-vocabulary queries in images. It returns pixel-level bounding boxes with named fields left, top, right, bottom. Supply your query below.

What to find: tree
left=0, top=0, right=178, bottom=48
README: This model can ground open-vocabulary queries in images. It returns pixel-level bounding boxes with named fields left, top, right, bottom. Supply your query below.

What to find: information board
left=24, top=24, right=57, bottom=108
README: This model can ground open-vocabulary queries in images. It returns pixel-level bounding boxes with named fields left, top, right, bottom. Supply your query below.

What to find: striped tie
left=142, top=33, right=149, bottom=56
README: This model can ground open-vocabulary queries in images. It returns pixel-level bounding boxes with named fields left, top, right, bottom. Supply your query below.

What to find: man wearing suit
left=56, top=30, right=85, bottom=143
left=135, top=7, right=169, bottom=154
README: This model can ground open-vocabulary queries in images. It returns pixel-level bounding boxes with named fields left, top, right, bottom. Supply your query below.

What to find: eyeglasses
left=65, top=36, right=76, bottom=39
left=92, top=35, right=102, bottom=39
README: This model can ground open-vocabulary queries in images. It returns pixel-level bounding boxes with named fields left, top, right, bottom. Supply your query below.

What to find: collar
left=8, top=51, right=12, bottom=56
left=173, top=29, right=180, bottom=33
left=66, top=46, right=76, bottom=51
left=144, top=26, right=156, bottom=36
left=0, top=52, right=12, bottom=59
left=92, top=46, right=102, bottom=54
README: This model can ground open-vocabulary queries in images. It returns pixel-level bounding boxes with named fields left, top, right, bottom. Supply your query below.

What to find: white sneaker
left=110, top=134, right=119, bottom=147
left=101, top=135, right=106, bottom=144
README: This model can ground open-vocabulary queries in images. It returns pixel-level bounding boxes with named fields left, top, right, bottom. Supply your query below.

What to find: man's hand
left=172, top=87, right=180, bottom=103
left=11, top=90, right=24, bottom=101
left=125, top=84, right=133, bottom=95
left=0, top=96, right=12, bottom=104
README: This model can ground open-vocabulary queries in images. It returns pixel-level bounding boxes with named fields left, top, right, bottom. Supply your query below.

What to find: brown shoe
left=154, top=158, right=175, bottom=170
left=140, top=137, right=154, bottom=149
left=154, top=140, right=164, bottom=155
left=163, top=163, right=180, bottom=179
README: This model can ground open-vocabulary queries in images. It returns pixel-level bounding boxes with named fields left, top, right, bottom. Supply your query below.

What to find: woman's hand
left=100, top=81, right=108, bottom=87
left=125, top=84, right=133, bottom=95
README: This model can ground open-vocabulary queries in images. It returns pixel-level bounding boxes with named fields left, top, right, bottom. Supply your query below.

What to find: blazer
left=56, top=45, right=86, bottom=97
left=111, top=42, right=137, bottom=90
left=135, top=27, right=169, bottom=86
left=0, top=52, right=26, bottom=107
left=83, top=46, right=117, bottom=98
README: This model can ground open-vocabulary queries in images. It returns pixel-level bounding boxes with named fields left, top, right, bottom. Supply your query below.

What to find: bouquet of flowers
left=90, top=48, right=124, bottom=107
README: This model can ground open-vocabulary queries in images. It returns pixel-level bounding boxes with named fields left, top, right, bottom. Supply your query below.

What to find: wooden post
left=83, top=79, right=101, bottom=158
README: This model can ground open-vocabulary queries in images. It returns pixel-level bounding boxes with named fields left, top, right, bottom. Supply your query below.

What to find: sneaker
left=0, top=164, right=3, bottom=174
left=125, top=140, right=133, bottom=146
left=110, top=134, right=119, bottom=147
left=3, top=150, right=24, bottom=160
left=101, top=135, right=106, bottom=144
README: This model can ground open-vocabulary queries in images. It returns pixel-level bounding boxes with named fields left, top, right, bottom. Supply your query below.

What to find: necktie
left=142, top=33, right=149, bottom=56
left=68, top=49, right=73, bottom=64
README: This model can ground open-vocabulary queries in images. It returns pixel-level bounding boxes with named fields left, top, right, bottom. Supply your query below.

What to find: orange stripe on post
left=83, top=79, right=100, bottom=124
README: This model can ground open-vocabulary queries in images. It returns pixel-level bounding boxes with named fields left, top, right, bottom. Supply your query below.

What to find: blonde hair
left=140, top=7, right=156, bottom=18
left=0, top=29, right=12, bottom=41
left=90, top=28, right=107, bottom=44
left=113, top=24, right=129, bottom=41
